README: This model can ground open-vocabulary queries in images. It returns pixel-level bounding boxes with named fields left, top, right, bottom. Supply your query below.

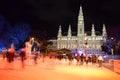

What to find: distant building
left=50, top=5, right=107, bottom=54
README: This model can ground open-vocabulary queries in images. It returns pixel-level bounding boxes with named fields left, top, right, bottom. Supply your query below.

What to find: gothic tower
left=77, top=5, right=85, bottom=49
left=77, top=5, right=84, bottom=37
left=57, top=25, right=62, bottom=39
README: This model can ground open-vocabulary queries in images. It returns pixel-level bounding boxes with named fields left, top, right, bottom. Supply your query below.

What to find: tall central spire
left=78, top=5, right=83, bottom=21
left=79, top=5, right=83, bottom=16
left=77, top=5, right=84, bottom=36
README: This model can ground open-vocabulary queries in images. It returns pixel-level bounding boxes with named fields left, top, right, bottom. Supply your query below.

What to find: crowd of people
left=0, top=43, right=104, bottom=70
left=1, top=43, right=39, bottom=69
left=66, top=53, right=104, bottom=67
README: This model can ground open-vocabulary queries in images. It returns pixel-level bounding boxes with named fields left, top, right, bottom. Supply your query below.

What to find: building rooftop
left=63, top=31, right=101, bottom=36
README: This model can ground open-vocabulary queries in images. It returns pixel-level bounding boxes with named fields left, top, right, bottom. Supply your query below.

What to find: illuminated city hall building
left=50, top=6, right=107, bottom=54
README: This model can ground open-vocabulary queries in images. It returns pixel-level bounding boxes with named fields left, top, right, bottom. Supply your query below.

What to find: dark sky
left=0, top=0, right=120, bottom=40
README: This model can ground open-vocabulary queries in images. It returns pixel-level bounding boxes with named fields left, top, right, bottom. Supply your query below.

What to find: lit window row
left=88, top=37, right=103, bottom=40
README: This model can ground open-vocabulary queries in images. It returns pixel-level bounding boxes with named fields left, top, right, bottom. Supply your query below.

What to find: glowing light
left=78, top=50, right=83, bottom=54
left=31, top=37, right=34, bottom=40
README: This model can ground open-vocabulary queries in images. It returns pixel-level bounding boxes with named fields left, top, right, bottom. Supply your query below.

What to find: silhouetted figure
left=33, top=50, right=38, bottom=64
left=6, top=43, right=15, bottom=69
left=91, top=53, right=96, bottom=64
left=2, top=50, right=7, bottom=60
left=98, top=55, right=104, bottom=67
left=19, top=47, right=26, bottom=68
left=85, top=53, right=89, bottom=65
left=76, top=53, right=80, bottom=65
left=67, top=54, right=73, bottom=65
left=80, top=53, right=84, bottom=65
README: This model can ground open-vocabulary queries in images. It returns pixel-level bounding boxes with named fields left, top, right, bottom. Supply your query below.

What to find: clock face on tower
left=79, top=21, right=82, bottom=24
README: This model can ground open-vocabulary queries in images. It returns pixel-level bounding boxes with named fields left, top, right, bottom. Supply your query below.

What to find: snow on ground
left=0, top=57, right=120, bottom=80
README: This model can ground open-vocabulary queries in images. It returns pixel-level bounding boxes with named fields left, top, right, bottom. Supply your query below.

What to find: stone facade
left=50, top=6, right=107, bottom=54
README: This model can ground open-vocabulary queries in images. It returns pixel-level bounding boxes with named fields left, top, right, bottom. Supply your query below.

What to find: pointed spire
left=57, top=25, right=62, bottom=37
left=102, top=24, right=107, bottom=36
left=91, top=24, right=96, bottom=36
left=67, top=25, right=72, bottom=37
left=78, top=5, right=83, bottom=21
left=79, top=5, right=83, bottom=16
left=78, top=5, right=84, bottom=36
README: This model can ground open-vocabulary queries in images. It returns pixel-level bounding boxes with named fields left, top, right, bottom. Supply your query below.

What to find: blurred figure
left=33, top=50, right=38, bottom=64
left=75, top=53, right=80, bottom=65
left=80, top=53, right=84, bottom=65
left=19, top=47, right=26, bottom=69
left=2, top=49, right=7, bottom=60
left=25, top=41, right=32, bottom=63
left=67, top=54, right=73, bottom=65
left=85, top=53, right=89, bottom=65
left=98, top=55, right=104, bottom=67
left=6, top=43, right=15, bottom=69
left=91, top=53, right=96, bottom=65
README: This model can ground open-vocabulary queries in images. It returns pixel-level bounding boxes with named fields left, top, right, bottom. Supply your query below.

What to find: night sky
left=0, top=0, right=120, bottom=40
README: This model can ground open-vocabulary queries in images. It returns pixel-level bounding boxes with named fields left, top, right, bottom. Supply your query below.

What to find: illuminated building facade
left=51, top=6, right=107, bottom=53
left=56, top=5, right=107, bottom=54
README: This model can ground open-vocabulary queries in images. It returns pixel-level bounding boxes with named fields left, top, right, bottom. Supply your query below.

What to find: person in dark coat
left=19, top=47, right=26, bottom=68
left=91, top=53, right=96, bottom=64
left=80, top=53, right=84, bottom=65
left=7, top=49, right=15, bottom=63
left=76, top=53, right=80, bottom=65
left=67, top=54, right=73, bottom=65
left=85, top=53, right=89, bottom=65
left=6, top=43, right=15, bottom=69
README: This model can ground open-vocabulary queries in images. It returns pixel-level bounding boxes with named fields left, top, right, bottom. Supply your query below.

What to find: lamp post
left=111, top=37, right=116, bottom=55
